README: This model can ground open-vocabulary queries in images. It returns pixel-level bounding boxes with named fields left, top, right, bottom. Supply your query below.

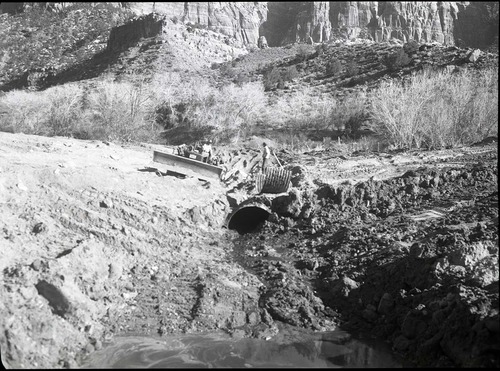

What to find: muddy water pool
left=82, top=327, right=404, bottom=368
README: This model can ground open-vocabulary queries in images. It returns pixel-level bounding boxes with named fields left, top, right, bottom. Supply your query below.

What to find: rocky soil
left=226, top=38, right=499, bottom=101
left=0, top=132, right=498, bottom=368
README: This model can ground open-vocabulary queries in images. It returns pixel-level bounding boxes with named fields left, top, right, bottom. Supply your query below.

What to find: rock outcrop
left=107, top=13, right=164, bottom=52
left=258, top=1, right=498, bottom=47
left=1, top=2, right=497, bottom=49
left=126, top=2, right=268, bottom=46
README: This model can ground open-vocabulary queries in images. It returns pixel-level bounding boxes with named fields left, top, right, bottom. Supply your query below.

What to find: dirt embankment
left=0, top=132, right=253, bottom=368
left=0, top=132, right=498, bottom=368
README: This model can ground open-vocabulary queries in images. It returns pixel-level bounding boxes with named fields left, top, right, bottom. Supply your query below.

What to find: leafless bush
left=82, top=78, right=160, bottom=142
left=0, top=78, right=163, bottom=142
left=0, top=84, right=82, bottom=136
left=149, top=73, right=268, bottom=143
left=269, top=88, right=333, bottom=130
left=0, top=89, right=53, bottom=134
left=325, top=59, right=342, bottom=76
left=296, top=44, right=310, bottom=62
left=369, top=67, right=498, bottom=149
left=328, top=92, right=369, bottom=136
left=383, top=48, right=411, bottom=71
left=267, top=87, right=369, bottom=142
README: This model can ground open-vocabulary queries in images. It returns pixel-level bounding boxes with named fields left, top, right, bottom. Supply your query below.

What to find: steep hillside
left=125, top=2, right=499, bottom=47
left=0, top=2, right=498, bottom=93
left=220, top=39, right=498, bottom=101
left=0, top=3, right=134, bottom=88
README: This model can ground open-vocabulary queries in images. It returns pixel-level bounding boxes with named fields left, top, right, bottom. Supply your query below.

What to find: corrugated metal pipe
left=225, top=202, right=271, bottom=234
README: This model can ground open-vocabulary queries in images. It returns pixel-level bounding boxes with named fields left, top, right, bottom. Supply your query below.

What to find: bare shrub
left=369, top=67, right=498, bottom=149
left=44, top=84, right=83, bottom=136
left=325, top=59, right=342, bottom=76
left=203, top=82, right=267, bottom=142
left=330, top=92, right=370, bottom=137
left=0, top=90, right=52, bottom=134
left=0, top=84, right=84, bottom=136
left=282, top=66, right=299, bottom=82
left=403, top=40, right=419, bottom=56
left=266, top=87, right=370, bottom=142
left=296, top=44, right=310, bottom=61
left=269, top=88, right=334, bottom=130
left=0, top=78, right=164, bottom=143
left=383, top=48, right=411, bottom=71
left=263, top=66, right=282, bottom=91
left=345, top=60, right=360, bottom=77
left=85, top=78, right=159, bottom=142
left=149, top=73, right=267, bottom=143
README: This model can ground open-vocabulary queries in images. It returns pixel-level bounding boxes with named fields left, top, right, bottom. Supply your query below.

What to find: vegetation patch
left=369, top=67, right=498, bottom=149
left=0, top=3, right=134, bottom=86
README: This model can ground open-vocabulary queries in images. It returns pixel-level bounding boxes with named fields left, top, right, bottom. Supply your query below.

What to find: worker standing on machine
left=201, top=139, right=213, bottom=163
left=261, top=142, right=272, bottom=173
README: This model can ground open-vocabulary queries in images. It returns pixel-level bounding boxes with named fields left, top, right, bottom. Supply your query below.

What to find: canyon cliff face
left=126, top=2, right=268, bottom=46
left=261, top=1, right=497, bottom=47
left=1, top=2, right=498, bottom=48
left=328, top=1, right=498, bottom=47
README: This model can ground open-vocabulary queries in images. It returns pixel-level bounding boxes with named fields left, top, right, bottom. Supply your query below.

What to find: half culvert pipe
left=226, top=203, right=271, bottom=234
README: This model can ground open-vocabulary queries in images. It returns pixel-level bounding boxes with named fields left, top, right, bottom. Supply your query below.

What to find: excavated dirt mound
left=0, top=132, right=498, bottom=368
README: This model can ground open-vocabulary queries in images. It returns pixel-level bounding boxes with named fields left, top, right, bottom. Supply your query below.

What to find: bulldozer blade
left=153, top=150, right=223, bottom=181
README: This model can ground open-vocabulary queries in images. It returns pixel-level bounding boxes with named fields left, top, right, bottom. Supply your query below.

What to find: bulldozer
left=152, top=149, right=223, bottom=181
left=152, top=147, right=291, bottom=194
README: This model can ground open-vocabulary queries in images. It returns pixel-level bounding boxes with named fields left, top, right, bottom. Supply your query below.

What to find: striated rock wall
left=330, top=1, right=461, bottom=45
left=454, top=1, right=500, bottom=47
left=126, top=2, right=268, bottom=46
left=288, top=2, right=332, bottom=44
left=260, top=1, right=497, bottom=47
left=259, top=2, right=301, bottom=47
left=325, top=1, right=497, bottom=47
left=2, top=2, right=497, bottom=48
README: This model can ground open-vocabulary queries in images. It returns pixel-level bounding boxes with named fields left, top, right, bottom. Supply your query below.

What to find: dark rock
left=99, top=199, right=113, bottom=208
left=362, top=304, right=378, bottom=322
left=35, top=280, right=72, bottom=318
left=393, top=334, right=411, bottom=351
left=32, top=222, right=46, bottom=234
left=378, top=292, right=394, bottom=314
left=401, top=312, right=428, bottom=339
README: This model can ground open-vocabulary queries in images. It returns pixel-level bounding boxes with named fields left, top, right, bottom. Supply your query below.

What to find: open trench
left=2, top=130, right=497, bottom=368
left=70, top=152, right=500, bottom=368
left=3, top=138, right=497, bottom=368
left=83, top=191, right=408, bottom=368
left=220, top=153, right=499, bottom=368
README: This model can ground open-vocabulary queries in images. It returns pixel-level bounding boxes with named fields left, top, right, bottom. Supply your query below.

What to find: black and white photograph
left=0, top=1, right=498, bottom=368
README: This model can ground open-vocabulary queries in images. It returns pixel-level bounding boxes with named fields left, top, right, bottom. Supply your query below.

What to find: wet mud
left=228, top=153, right=499, bottom=367
left=0, top=132, right=497, bottom=368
